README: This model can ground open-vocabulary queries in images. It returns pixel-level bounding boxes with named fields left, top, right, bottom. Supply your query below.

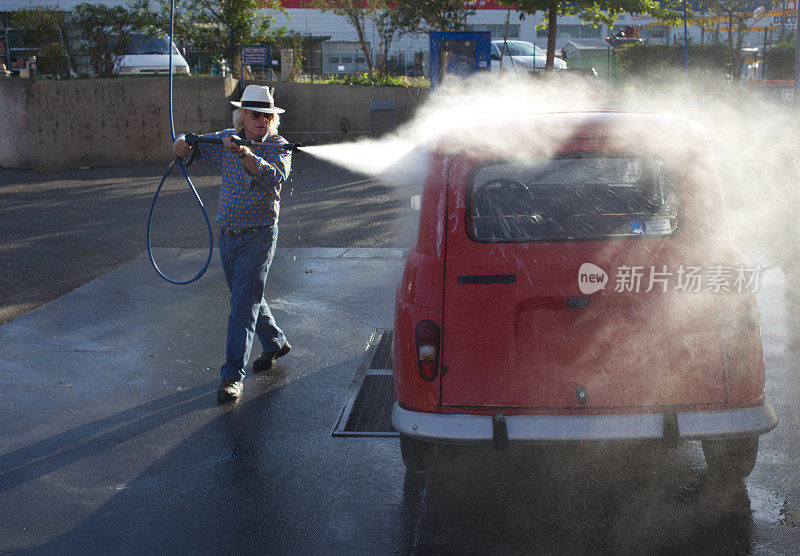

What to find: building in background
left=0, top=0, right=797, bottom=77
left=272, top=0, right=798, bottom=76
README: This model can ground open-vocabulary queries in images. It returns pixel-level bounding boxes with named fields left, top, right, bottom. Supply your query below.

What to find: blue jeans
left=218, top=226, right=286, bottom=381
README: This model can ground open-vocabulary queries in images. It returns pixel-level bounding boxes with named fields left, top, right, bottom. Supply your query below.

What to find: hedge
left=615, top=43, right=730, bottom=78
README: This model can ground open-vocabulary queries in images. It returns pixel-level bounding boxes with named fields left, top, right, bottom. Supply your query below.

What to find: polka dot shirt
left=191, top=129, right=292, bottom=232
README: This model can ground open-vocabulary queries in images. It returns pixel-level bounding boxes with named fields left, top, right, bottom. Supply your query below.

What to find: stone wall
left=0, top=77, right=428, bottom=170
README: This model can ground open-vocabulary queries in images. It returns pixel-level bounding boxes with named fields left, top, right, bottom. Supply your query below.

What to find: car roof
left=477, top=110, right=694, bottom=122
left=427, top=111, right=707, bottom=156
left=438, top=110, right=703, bottom=130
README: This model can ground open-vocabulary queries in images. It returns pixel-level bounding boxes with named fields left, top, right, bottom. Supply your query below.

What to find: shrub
left=37, top=42, right=71, bottom=78
left=763, top=40, right=795, bottom=80
left=71, top=3, right=139, bottom=77
left=616, top=43, right=730, bottom=79
left=10, top=5, right=74, bottom=78
left=316, top=72, right=429, bottom=87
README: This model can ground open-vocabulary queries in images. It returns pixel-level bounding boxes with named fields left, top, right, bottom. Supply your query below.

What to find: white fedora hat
left=231, top=85, right=285, bottom=114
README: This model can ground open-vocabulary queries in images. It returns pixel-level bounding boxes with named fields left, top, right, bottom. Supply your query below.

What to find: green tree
left=10, top=5, right=73, bottom=78
left=497, top=0, right=683, bottom=70
left=393, top=0, right=477, bottom=32
left=131, top=0, right=286, bottom=77
left=71, top=3, right=141, bottom=76
left=372, top=9, right=405, bottom=79
left=313, top=0, right=476, bottom=78
left=270, top=32, right=307, bottom=81
left=691, top=0, right=778, bottom=80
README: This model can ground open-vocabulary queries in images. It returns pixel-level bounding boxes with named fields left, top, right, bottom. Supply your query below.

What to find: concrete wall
left=0, top=76, right=237, bottom=170
left=0, top=77, right=428, bottom=170
left=260, top=81, right=428, bottom=143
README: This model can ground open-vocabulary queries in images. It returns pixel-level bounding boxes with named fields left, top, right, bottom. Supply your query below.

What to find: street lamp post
left=683, top=0, right=689, bottom=77
left=753, top=6, right=766, bottom=82
left=795, top=0, right=800, bottom=103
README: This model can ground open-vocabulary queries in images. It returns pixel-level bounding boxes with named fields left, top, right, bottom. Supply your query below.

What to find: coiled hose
left=145, top=0, right=213, bottom=284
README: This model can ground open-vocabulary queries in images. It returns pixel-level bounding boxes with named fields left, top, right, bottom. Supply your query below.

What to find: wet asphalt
left=1, top=156, right=799, bottom=554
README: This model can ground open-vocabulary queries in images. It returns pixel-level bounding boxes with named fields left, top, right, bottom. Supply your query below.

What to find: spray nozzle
left=182, top=133, right=315, bottom=152
left=283, top=139, right=317, bottom=152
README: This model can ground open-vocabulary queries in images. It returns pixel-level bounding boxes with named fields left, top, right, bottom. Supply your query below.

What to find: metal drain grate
left=342, top=374, right=396, bottom=433
left=369, top=330, right=393, bottom=369
left=333, top=330, right=398, bottom=437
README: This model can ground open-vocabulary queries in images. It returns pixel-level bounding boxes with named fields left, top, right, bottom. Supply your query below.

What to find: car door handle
left=458, top=274, right=517, bottom=285
left=566, top=296, right=591, bottom=309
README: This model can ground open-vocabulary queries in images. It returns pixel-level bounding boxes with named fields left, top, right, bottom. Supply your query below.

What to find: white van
left=490, top=40, right=566, bottom=75
left=117, top=35, right=190, bottom=75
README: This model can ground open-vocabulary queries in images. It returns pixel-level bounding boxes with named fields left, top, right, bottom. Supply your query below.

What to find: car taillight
left=415, top=320, right=440, bottom=382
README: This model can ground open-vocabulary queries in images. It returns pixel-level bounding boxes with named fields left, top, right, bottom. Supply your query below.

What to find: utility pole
left=795, top=0, right=800, bottom=102
left=683, top=0, right=689, bottom=77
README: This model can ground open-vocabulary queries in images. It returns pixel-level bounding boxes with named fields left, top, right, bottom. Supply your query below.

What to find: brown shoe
left=217, top=378, right=243, bottom=404
left=252, top=341, right=291, bottom=373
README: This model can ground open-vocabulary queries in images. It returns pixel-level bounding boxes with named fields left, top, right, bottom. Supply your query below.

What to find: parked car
left=605, top=31, right=644, bottom=48
left=117, top=35, right=190, bottom=75
left=391, top=111, right=778, bottom=479
left=490, top=40, right=566, bottom=74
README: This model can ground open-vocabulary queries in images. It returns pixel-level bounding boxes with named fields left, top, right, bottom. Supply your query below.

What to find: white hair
left=233, top=108, right=280, bottom=136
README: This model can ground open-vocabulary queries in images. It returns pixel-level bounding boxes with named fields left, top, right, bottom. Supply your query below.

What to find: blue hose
left=146, top=0, right=214, bottom=285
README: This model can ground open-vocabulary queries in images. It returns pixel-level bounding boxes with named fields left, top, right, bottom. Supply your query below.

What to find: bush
left=764, top=41, right=795, bottom=80
left=71, top=3, right=139, bottom=76
left=315, top=72, right=429, bottom=87
left=37, top=42, right=71, bottom=78
left=10, top=5, right=74, bottom=78
left=616, top=43, right=730, bottom=79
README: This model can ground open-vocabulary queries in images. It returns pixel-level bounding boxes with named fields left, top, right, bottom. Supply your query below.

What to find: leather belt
left=221, top=225, right=270, bottom=237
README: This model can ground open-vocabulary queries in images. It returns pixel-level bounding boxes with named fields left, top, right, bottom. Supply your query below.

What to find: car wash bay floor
left=0, top=248, right=799, bottom=554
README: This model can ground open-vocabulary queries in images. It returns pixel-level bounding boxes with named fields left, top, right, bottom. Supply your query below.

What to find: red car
left=391, top=112, right=778, bottom=478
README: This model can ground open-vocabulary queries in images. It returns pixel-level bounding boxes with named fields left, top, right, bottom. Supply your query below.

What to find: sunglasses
left=248, top=111, right=272, bottom=120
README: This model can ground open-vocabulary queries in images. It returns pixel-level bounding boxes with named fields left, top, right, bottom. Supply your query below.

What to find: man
left=173, top=85, right=291, bottom=403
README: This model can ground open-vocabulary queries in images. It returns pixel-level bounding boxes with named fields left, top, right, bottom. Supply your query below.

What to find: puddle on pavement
left=748, top=485, right=796, bottom=527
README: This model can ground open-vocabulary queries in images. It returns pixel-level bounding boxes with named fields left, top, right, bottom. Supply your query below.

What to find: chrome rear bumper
left=392, top=403, right=778, bottom=443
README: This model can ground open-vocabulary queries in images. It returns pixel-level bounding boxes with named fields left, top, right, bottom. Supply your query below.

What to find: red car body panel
left=392, top=113, right=768, bottom=423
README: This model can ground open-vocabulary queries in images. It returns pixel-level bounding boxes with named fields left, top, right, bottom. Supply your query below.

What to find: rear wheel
left=400, top=435, right=435, bottom=472
left=702, top=436, right=759, bottom=479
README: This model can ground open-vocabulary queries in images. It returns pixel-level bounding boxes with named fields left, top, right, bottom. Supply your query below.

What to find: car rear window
left=468, top=154, right=679, bottom=242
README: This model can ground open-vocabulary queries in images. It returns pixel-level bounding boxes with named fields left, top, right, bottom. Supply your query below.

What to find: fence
left=564, top=50, right=622, bottom=88
left=298, top=44, right=427, bottom=81
left=182, top=43, right=426, bottom=81
left=184, top=45, right=226, bottom=76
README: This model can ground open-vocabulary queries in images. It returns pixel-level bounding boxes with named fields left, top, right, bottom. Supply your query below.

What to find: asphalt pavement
left=0, top=151, right=415, bottom=324
left=1, top=156, right=799, bottom=554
